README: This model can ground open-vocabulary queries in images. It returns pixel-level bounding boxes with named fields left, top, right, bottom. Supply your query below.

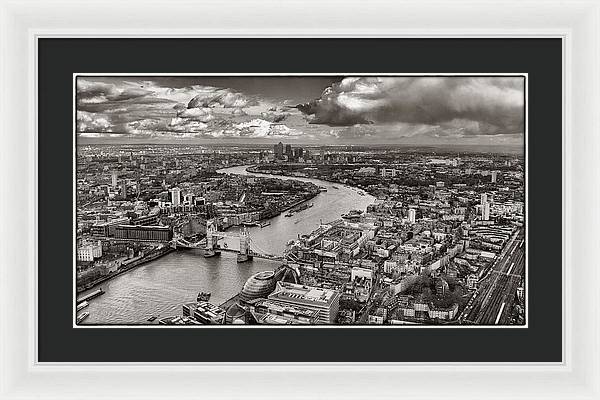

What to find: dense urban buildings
left=76, top=142, right=525, bottom=326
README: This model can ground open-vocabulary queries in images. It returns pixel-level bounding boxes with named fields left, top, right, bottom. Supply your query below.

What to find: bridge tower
left=203, top=220, right=220, bottom=258
left=237, top=227, right=253, bottom=263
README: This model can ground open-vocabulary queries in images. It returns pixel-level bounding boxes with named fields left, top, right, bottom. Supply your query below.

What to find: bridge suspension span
left=172, top=220, right=284, bottom=263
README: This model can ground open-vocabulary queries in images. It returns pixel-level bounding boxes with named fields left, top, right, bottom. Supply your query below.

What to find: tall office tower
left=169, top=187, right=181, bottom=206
left=285, top=144, right=293, bottom=159
left=408, top=208, right=416, bottom=224
left=111, top=170, right=118, bottom=189
left=491, top=171, right=498, bottom=183
left=482, top=202, right=490, bottom=221
left=480, top=193, right=488, bottom=206
left=121, top=182, right=127, bottom=199
left=274, top=142, right=284, bottom=159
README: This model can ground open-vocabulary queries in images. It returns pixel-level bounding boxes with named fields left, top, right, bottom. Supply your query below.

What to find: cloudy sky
left=76, top=75, right=525, bottom=145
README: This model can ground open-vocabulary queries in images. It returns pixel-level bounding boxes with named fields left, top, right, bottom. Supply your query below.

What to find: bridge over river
left=172, top=220, right=285, bottom=262
left=78, top=165, right=374, bottom=324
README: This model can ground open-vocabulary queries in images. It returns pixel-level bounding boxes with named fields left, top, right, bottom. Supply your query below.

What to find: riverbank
left=222, top=165, right=320, bottom=223
left=246, top=165, right=374, bottom=200
left=76, top=246, right=175, bottom=294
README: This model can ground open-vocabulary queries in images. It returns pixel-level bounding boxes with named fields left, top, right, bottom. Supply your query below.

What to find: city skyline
left=76, top=142, right=525, bottom=326
left=76, top=75, right=525, bottom=146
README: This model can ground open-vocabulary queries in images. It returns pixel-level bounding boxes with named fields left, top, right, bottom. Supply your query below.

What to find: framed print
left=40, top=39, right=557, bottom=363
left=1, top=1, right=600, bottom=399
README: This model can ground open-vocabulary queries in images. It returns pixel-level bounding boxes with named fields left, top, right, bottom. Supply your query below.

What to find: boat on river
left=197, top=292, right=211, bottom=302
left=76, top=301, right=89, bottom=312
left=76, top=288, right=104, bottom=303
left=342, top=210, right=363, bottom=220
left=76, top=312, right=89, bottom=324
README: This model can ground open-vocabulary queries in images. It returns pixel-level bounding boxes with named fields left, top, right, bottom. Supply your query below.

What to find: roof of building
left=268, top=281, right=340, bottom=308
left=239, top=270, right=277, bottom=303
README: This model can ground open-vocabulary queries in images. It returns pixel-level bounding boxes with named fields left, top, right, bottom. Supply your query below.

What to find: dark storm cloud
left=297, top=77, right=524, bottom=135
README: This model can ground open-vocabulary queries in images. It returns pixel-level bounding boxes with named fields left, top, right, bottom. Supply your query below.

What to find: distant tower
left=480, top=192, right=490, bottom=221
left=274, top=142, right=284, bottom=159
left=491, top=171, right=498, bottom=183
left=111, top=171, right=118, bottom=189
left=169, top=188, right=181, bottom=206
left=121, top=182, right=127, bottom=199
left=408, top=208, right=416, bottom=224
left=285, top=144, right=293, bottom=159
left=480, top=193, right=488, bottom=206
left=482, top=202, right=490, bottom=221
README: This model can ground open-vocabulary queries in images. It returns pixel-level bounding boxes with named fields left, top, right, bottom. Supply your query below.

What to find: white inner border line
left=72, top=72, right=529, bottom=329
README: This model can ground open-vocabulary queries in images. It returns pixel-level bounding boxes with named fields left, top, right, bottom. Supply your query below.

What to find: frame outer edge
left=0, top=0, right=598, bottom=399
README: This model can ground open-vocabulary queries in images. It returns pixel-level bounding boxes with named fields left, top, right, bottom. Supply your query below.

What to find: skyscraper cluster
left=273, top=142, right=306, bottom=162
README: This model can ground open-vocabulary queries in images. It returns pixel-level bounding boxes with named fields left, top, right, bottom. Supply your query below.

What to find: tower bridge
left=172, top=220, right=284, bottom=263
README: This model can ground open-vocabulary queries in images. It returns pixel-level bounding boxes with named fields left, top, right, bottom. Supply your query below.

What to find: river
left=80, top=165, right=375, bottom=324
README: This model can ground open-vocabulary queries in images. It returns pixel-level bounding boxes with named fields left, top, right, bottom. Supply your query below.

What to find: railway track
left=461, top=228, right=525, bottom=325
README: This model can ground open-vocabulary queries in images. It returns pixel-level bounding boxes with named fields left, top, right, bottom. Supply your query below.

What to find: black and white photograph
left=75, top=74, right=526, bottom=327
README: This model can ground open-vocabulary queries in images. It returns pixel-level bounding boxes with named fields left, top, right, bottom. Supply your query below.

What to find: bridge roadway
left=172, top=234, right=285, bottom=261
left=460, top=228, right=525, bottom=325
left=215, top=245, right=285, bottom=261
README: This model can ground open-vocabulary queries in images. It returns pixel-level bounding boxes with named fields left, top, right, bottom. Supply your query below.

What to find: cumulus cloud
left=297, top=77, right=524, bottom=135
left=176, top=107, right=214, bottom=122
left=187, top=87, right=258, bottom=109
left=77, top=111, right=112, bottom=133
left=76, top=78, right=264, bottom=138
left=232, top=119, right=302, bottom=138
left=260, top=110, right=290, bottom=123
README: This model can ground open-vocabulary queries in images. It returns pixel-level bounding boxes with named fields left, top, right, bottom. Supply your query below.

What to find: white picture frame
left=1, top=0, right=598, bottom=399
